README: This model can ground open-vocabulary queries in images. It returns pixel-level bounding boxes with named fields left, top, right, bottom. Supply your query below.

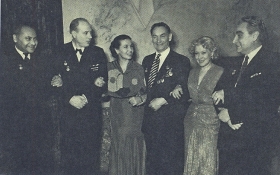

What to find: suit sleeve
left=87, top=48, right=108, bottom=102
left=162, top=56, right=191, bottom=104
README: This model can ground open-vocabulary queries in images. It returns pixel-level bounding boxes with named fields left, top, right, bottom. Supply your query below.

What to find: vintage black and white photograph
left=1, top=0, right=280, bottom=174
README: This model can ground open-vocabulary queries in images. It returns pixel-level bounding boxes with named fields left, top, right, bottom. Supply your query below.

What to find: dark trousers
left=144, top=126, right=184, bottom=175
left=0, top=105, right=54, bottom=175
left=60, top=106, right=102, bottom=175
left=218, top=146, right=271, bottom=175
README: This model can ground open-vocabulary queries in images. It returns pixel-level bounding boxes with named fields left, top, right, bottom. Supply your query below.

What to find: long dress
left=107, top=60, right=146, bottom=175
left=184, top=64, right=223, bottom=175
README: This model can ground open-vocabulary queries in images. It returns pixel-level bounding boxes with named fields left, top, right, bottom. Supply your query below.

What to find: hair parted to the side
left=189, top=36, right=219, bottom=60
left=110, top=34, right=133, bottom=59
left=240, top=16, right=268, bottom=44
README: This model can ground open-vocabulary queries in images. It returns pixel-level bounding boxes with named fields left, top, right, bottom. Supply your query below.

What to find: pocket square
left=250, top=72, right=261, bottom=78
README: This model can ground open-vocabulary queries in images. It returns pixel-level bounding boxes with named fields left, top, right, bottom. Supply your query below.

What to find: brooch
left=132, top=78, right=138, bottom=85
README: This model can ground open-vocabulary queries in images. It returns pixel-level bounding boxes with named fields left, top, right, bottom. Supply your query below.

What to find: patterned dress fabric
left=107, top=60, right=146, bottom=175
left=184, top=64, right=223, bottom=175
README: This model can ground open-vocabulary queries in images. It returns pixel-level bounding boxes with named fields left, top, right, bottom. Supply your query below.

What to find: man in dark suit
left=0, top=24, right=54, bottom=174
left=51, top=18, right=108, bottom=175
left=142, top=22, right=191, bottom=175
left=213, top=16, right=280, bottom=175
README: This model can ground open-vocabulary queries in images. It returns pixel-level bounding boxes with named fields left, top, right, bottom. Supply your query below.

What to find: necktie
left=75, top=49, right=83, bottom=55
left=23, top=53, right=29, bottom=62
left=235, top=55, right=249, bottom=87
left=148, top=54, right=161, bottom=89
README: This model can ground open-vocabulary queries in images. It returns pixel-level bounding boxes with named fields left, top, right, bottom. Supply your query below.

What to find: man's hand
left=69, top=95, right=88, bottom=109
left=170, top=85, right=183, bottom=99
left=218, top=108, right=230, bottom=122
left=212, top=90, right=224, bottom=105
left=51, top=75, right=63, bottom=87
left=227, top=120, right=243, bottom=130
left=149, top=98, right=167, bottom=111
left=218, top=108, right=243, bottom=130
left=94, top=77, right=105, bottom=87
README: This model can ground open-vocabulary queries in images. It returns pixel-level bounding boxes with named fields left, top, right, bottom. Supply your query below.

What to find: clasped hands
left=69, top=94, right=88, bottom=109
left=148, top=85, right=181, bottom=111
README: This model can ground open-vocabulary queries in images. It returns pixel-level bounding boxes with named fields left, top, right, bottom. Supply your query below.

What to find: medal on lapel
left=64, top=61, right=70, bottom=71
left=19, top=64, right=23, bottom=70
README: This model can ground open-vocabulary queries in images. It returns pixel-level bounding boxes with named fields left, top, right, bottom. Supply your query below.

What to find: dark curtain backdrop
left=1, top=0, right=63, bottom=55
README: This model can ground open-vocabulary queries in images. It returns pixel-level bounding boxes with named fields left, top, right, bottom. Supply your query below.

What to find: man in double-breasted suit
left=213, top=16, right=280, bottom=175
left=51, top=18, right=108, bottom=175
left=142, top=22, right=191, bottom=175
left=0, top=24, right=54, bottom=174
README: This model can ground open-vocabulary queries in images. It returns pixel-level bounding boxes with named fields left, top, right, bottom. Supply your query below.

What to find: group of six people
left=1, top=15, right=279, bottom=175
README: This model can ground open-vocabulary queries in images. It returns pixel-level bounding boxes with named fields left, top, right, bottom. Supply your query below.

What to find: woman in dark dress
left=107, top=35, right=146, bottom=175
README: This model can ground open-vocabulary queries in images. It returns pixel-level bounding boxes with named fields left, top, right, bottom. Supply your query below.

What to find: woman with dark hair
left=182, top=36, right=224, bottom=175
left=107, top=34, right=146, bottom=175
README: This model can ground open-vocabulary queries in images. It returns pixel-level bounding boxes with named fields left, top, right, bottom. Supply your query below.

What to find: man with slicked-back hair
left=51, top=18, right=108, bottom=175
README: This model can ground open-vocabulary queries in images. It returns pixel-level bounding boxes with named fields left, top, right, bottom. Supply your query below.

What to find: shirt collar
left=72, top=41, right=85, bottom=53
left=156, top=47, right=170, bottom=59
left=15, top=46, right=30, bottom=60
left=155, top=47, right=170, bottom=70
left=246, top=45, right=262, bottom=64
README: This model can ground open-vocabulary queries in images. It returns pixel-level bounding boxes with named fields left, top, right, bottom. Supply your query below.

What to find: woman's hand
left=51, top=74, right=63, bottom=87
left=170, top=85, right=183, bottom=99
left=128, top=96, right=141, bottom=106
left=94, top=77, right=105, bottom=87
left=212, top=90, right=224, bottom=105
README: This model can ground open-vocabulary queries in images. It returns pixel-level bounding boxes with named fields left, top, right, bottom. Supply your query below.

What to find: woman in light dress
left=183, top=36, right=224, bottom=175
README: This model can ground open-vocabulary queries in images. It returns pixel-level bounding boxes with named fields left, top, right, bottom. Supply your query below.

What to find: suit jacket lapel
left=66, top=43, right=80, bottom=63
left=243, top=48, right=263, bottom=76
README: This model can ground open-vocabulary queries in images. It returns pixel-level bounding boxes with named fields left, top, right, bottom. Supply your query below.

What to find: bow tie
left=75, top=49, right=83, bottom=55
left=23, top=53, right=30, bottom=60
